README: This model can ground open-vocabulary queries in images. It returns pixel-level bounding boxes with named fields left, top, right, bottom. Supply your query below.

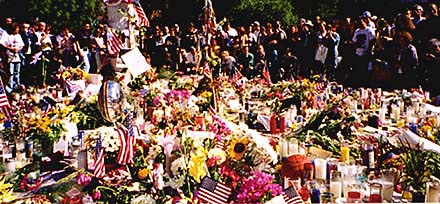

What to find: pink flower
left=92, top=190, right=101, bottom=200
left=77, top=173, right=92, bottom=186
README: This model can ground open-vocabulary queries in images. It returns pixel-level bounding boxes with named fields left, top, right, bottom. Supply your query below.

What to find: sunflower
left=229, top=137, right=249, bottom=161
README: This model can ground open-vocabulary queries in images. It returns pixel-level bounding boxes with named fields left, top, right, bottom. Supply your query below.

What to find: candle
left=314, top=158, right=327, bottom=181
left=340, top=142, right=350, bottom=164
left=5, top=159, right=16, bottom=172
left=289, top=139, right=299, bottom=155
left=280, top=139, right=288, bottom=158
left=427, top=182, right=440, bottom=203
left=379, top=104, right=387, bottom=123
left=382, top=181, right=394, bottom=202
left=78, top=149, right=88, bottom=170
left=330, top=182, right=342, bottom=198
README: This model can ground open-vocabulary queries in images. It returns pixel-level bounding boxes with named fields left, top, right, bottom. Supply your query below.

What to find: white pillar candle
left=5, top=159, right=16, bottom=172
left=289, top=140, right=299, bottom=155
left=330, top=181, right=342, bottom=198
left=382, top=181, right=394, bottom=202
left=314, top=158, right=327, bottom=181
left=379, top=105, right=387, bottom=122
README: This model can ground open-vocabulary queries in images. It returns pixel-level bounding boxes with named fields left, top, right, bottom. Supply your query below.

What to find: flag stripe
left=106, top=29, right=123, bottom=56
left=196, top=177, right=231, bottom=204
left=0, top=78, right=10, bottom=109
left=262, top=66, right=271, bottom=84
left=203, top=62, right=212, bottom=79
left=94, top=137, right=106, bottom=178
left=134, top=3, right=150, bottom=27
left=199, top=188, right=229, bottom=203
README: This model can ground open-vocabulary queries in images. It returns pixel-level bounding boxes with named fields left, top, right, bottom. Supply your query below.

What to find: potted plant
left=398, top=140, right=440, bottom=203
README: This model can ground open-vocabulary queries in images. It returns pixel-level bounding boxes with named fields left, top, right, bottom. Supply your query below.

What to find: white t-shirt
left=0, top=33, right=24, bottom=62
left=352, top=27, right=375, bottom=56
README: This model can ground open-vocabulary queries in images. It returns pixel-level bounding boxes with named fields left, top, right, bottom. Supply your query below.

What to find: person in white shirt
left=362, top=11, right=376, bottom=31
left=184, top=46, right=200, bottom=74
left=351, top=18, right=376, bottom=87
left=0, top=23, right=24, bottom=91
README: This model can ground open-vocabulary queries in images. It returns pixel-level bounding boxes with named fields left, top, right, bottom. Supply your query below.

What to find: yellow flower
left=421, top=125, right=433, bottom=134
left=138, top=168, right=151, bottom=180
left=189, top=146, right=207, bottom=183
left=62, top=71, right=71, bottom=79
left=229, top=137, right=249, bottom=161
left=0, top=176, right=16, bottom=203
left=428, top=118, right=437, bottom=127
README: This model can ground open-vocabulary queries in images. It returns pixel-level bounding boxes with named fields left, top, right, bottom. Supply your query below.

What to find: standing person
left=237, top=45, right=254, bottom=78
left=351, top=18, right=376, bottom=88
left=76, top=22, right=93, bottom=73
left=393, top=32, right=418, bottom=89
left=57, top=26, right=79, bottom=68
left=19, top=22, right=38, bottom=85
left=421, top=38, right=440, bottom=96
left=362, top=11, right=376, bottom=31
left=415, top=3, right=440, bottom=45
left=0, top=23, right=24, bottom=92
left=184, top=46, right=200, bottom=74
left=323, top=24, right=340, bottom=80
left=412, top=4, right=426, bottom=25
left=220, top=50, right=237, bottom=78
left=34, top=21, right=47, bottom=50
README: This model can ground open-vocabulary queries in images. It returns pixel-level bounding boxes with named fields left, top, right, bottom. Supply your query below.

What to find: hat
left=363, top=11, right=372, bottom=18
left=304, top=20, right=314, bottom=27
left=253, top=21, right=260, bottom=26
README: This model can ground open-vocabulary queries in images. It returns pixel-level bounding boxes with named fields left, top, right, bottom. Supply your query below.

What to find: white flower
left=166, top=176, right=185, bottom=189
left=148, top=145, right=162, bottom=160
left=171, top=157, right=187, bottom=175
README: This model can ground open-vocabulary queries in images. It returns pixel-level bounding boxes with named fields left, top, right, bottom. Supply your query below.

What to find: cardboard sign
left=121, top=48, right=151, bottom=78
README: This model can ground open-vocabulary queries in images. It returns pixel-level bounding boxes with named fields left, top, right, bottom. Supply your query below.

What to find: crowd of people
left=1, top=2, right=440, bottom=96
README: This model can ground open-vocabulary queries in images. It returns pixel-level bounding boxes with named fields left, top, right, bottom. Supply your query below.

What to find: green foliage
left=27, top=0, right=104, bottom=32
left=292, top=0, right=341, bottom=19
left=231, top=0, right=297, bottom=25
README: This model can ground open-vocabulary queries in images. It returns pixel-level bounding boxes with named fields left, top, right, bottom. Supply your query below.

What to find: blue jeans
left=81, top=49, right=91, bottom=73
left=9, top=62, right=21, bottom=91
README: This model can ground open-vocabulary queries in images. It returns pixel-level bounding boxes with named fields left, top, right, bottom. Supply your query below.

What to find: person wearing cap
left=412, top=4, right=426, bottom=25
left=252, top=21, right=261, bottom=44
left=362, top=11, right=376, bottom=31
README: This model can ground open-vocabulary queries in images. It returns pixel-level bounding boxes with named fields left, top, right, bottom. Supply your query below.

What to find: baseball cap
left=363, top=11, right=372, bottom=18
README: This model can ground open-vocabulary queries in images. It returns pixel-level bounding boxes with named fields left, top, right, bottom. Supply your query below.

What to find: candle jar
left=426, top=181, right=440, bottom=203
left=346, top=184, right=362, bottom=203
left=381, top=168, right=396, bottom=202
left=5, top=158, right=16, bottom=172
left=330, top=171, right=342, bottom=199
left=340, top=141, right=350, bottom=164
left=320, top=192, right=333, bottom=204
left=314, top=158, right=327, bottom=181
left=369, top=183, right=383, bottom=203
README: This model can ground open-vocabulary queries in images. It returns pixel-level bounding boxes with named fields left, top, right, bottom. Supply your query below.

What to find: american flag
left=231, top=68, right=243, bottom=83
left=94, top=137, right=106, bottom=178
left=262, top=66, right=272, bottom=84
left=315, top=82, right=327, bottom=92
left=282, top=186, right=304, bottom=204
left=106, top=29, right=123, bottom=56
left=203, top=62, right=212, bottom=79
left=66, top=81, right=81, bottom=94
left=196, top=176, right=231, bottom=204
left=116, top=116, right=135, bottom=165
left=0, top=78, right=10, bottom=109
left=133, top=2, right=150, bottom=27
